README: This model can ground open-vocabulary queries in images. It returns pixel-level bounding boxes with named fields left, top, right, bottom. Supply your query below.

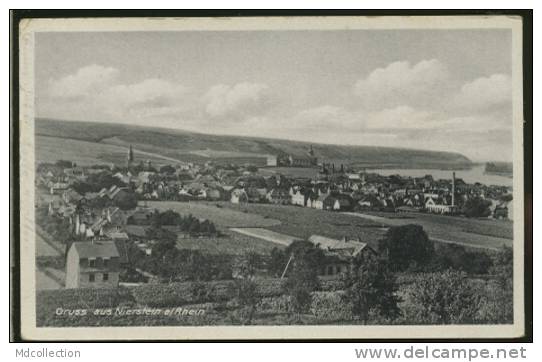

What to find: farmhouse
left=65, top=241, right=121, bottom=289
left=308, top=235, right=377, bottom=277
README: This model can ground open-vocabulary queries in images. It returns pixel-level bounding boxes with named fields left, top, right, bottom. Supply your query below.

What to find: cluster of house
left=229, top=170, right=513, bottom=219
left=36, top=145, right=514, bottom=290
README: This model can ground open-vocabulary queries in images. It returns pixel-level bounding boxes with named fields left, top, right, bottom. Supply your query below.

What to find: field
left=145, top=201, right=286, bottom=254
left=345, top=211, right=512, bottom=250
left=144, top=201, right=387, bottom=251
left=36, top=135, right=177, bottom=166
left=230, top=228, right=301, bottom=247
left=216, top=203, right=511, bottom=251
left=143, top=201, right=280, bottom=228
left=219, top=202, right=387, bottom=248
left=175, top=229, right=285, bottom=255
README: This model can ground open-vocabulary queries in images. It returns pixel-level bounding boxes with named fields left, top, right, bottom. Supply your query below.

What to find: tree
left=268, top=247, right=288, bottom=277
left=285, top=240, right=325, bottom=272
left=429, top=244, right=493, bottom=274
left=343, top=256, right=401, bottom=324
left=476, top=247, right=513, bottom=323
left=379, top=224, right=434, bottom=272
left=147, top=227, right=177, bottom=257
left=401, top=270, right=480, bottom=324
left=114, top=190, right=138, bottom=210
left=160, top=165, right=176, bottom=175
left=55, top=159, right=74, bottom=168
left=282, top=242, right=324, bottom=315
left=283, top=259, right=320, bottom=314
left=246, top=165, right=258, bottom=173
left=463, top=196, right=492, bottom=218
left=229, top=278, right=260, bottom=325
left=151, top=209, right=181, bottom=227
left=72, top=171, right=127, bottom=194
left=238, top=251, right=262, bottom=278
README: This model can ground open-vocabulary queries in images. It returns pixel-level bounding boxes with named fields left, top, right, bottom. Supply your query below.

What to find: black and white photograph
left=14, top=14, right=527, bottom=341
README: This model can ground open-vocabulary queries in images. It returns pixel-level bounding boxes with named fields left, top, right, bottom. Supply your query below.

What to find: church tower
left=127, top=144, right=134, bottom=167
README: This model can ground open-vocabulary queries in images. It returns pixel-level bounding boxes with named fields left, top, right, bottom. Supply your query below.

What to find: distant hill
left=35, top=118, right=472, bottom=169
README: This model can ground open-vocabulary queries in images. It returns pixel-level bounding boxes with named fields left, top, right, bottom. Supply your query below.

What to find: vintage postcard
left=16, top=15, right=526, bottom=340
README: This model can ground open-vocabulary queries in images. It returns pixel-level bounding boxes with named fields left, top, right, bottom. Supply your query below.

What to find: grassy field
left=144, top=201, right=280, bottom=228
left=217, top=202, right=512, bottom=251
left=365, top=211, right=513, bottom=239
left=145, top=201, right=286, bottom=254
left=144, top=201, right=386, bottom=251
left=175, top=229, right=285, bottom=255
left=346, top=211, right=513, bottom=250
left=36, top=135, right=173, bottom=166
left=219, top=202, right=386, bottom=247
left=230, top=228, right=302, bottom=247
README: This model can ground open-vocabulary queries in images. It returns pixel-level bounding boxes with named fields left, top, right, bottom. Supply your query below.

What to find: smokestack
left=452, top=172, right=456, bottom=206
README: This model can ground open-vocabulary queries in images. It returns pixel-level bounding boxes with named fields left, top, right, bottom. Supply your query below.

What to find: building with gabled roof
left=65, top=241, right=121, bottom=289
left=308, top=235, right=377, bottom=277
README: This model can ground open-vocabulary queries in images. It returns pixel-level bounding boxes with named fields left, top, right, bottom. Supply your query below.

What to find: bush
left=257, top=295, right=293, bottom=313
left=132, top=281, right=232, bottom=307
left=379, top=224, right=434, bottom=272
left=132, top=278, right=284, bottom=308
left=310, top=291, right=353, bottom=322
left=400, top=270, right=480, bottom=324
left=463, top=197, right=492, bottom=218
left=430, top=244, right=493, bottom=274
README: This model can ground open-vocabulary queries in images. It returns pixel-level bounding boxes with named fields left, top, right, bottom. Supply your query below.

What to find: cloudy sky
left=35, top=29, right=513, bottom=161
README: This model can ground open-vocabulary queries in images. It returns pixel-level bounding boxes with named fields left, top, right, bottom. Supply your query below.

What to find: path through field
left=230, top=228, right=301, bottom=247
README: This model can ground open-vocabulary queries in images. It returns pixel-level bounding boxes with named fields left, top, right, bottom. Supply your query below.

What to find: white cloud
left=354, top=59, right=450, bottom=108
left=292, top=105, right=435, bottom=131
left=453, top=73, right=512, bottom=111
left=106, top=78, right=188, bottom=109
left=46, top=65, right=193, bottom=123
left=203, top=82, right=271, bottom=118
left=100, top=78, right=190, bottom=120
left=48, top=64, right=118, bottom=99
left=292, top=105, right=364, bottom=130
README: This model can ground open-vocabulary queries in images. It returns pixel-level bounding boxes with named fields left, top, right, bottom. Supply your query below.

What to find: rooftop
left=71, top=241, right=120, bottom=259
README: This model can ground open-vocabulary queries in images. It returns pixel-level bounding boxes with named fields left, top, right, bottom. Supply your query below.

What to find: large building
left=276, top=145, right=318, bottom=168
left=65, top=241, right=121, bottom=289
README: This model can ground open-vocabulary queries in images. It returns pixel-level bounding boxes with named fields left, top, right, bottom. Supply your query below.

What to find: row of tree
left=128, top=210, right=218, bottom=236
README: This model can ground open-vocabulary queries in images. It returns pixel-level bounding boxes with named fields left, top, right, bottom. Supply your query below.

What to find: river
left=364, top=165, right=512, bottom=187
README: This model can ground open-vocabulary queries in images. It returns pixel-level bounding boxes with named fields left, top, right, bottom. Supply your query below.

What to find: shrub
left=310, top=291, right=353, bottom=322
left=400, top=270, right=480, bottom=324
left=379, top=224, right=434, bottom=272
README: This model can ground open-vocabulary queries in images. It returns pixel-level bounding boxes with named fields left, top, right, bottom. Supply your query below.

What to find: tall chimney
left=451, top=172, right=456, bottom=206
